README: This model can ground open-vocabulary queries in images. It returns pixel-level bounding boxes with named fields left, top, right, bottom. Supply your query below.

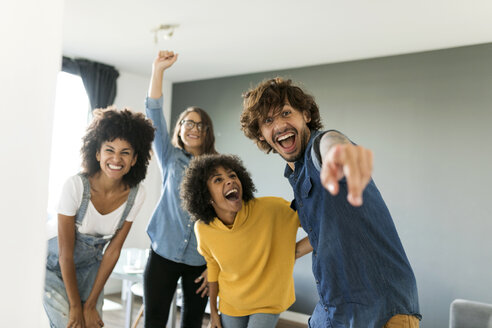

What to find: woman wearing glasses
left=144, top=50, right=218, bottom=328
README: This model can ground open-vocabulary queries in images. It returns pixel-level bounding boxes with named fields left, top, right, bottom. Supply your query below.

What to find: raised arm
left=146, top=50, right=179, bottom=170
left=148, top=50, right=178, bottom=99
left=295, top=236, right=313, bottom=259
left=82, top=221, right=133, bottom=328
left=57, top=214, right=85, bottom=328
left=319, top=130, right=373, bottom=207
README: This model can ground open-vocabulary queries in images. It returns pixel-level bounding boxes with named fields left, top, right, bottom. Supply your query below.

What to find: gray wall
left=171, top=43, right=492, bottom=327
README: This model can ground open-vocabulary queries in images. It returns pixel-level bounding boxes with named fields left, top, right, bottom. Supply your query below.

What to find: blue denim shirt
left=285, top=131, right=420, bottom=328
left=145, top=96, right=205, bottom=266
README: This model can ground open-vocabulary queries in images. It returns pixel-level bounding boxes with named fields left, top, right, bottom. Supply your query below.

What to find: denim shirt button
left=324, top=306, right=328, bottom=311
left=316, top=280, right=319, bottom=284
left=184, top=239, right=188, bottom=243
left=188, top=224, right=191, bottom=227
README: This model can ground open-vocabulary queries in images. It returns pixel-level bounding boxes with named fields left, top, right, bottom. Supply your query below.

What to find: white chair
left=449, top=299, right=492, bottom=328
left=130, top=283, right=144, bottom=328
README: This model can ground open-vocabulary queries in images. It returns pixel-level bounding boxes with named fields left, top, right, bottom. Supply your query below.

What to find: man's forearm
left=319, top=130, right=350, bottom=161
left=295, top=237, right=313, bottom=259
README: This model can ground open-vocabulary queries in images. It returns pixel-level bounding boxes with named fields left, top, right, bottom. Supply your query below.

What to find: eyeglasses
left=180, top=119, right=207, bottom=132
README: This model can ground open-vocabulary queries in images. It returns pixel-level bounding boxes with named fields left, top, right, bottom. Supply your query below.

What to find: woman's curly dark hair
left=81, top=107, right=155, bottom=187
left=180, top=154, right=256, bottom=224
left=240, top=77, right=323, bottom=153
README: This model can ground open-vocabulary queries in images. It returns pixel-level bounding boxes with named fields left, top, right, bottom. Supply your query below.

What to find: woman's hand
left=149, top=50, right=177, bottom=98
left=82, top=304, right=104, bottom=328
left=209, top=312, right=222, bottom=328
left=67, top=305, right=85, bottom=328
left=152, top=50, right=178, bottom=73
left=195, top=268, right=209, bottom=297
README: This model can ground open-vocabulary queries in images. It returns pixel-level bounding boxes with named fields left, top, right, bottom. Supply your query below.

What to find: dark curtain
left=62, top=56, right=119, bottom=110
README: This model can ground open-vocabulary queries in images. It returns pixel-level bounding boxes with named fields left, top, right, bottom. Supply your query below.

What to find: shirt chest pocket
left=175, top=156, right=188, bottom=167
left=170, top=157, right=188, bottom=179
left=301, top=177, right=313, bottom=199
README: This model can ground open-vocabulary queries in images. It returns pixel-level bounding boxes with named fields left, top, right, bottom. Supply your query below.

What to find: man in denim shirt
left=240, top=78, right=421, bottom=328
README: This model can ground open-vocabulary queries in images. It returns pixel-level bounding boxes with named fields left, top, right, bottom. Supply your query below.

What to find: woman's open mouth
left=224, top=188, right=240, bottom=201
left=108, top=164, right=123, bottom=171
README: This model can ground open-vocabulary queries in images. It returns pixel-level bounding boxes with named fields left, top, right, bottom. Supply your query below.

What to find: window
left=47, top=72, right=90, bottom=217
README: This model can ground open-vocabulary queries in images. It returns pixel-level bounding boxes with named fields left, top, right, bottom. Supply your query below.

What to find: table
left=110, top=248, right=178, bottom=328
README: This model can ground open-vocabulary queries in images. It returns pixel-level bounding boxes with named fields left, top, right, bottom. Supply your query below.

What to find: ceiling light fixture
left=151, top=24, right=179, bottom=44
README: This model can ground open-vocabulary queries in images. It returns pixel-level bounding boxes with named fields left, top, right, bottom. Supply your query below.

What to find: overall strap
left=115, top=184, right=140, bottom=231
left=75, top=173, right=92, bottom=226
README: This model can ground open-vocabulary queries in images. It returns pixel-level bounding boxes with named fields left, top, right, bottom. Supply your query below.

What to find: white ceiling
left=63, top=0, right=492, bottom=83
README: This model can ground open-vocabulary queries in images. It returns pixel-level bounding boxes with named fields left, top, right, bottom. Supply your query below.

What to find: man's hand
left=152, top=50, right=178, bottom=73
left=194, top=269, right=209, bottom=298
left=320, top=143, right=373, bottom=207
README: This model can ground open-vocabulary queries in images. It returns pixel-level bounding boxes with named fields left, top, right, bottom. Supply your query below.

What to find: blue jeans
left=221, top=313, right=280, bottom=328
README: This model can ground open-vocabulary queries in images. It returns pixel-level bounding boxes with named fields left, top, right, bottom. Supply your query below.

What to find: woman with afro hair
left=181, top=154, right=312, bottom=328
left=43, top=107, right=155, bottom=328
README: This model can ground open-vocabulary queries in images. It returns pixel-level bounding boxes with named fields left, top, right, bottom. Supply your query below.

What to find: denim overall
left=43, top=173, right=138, bottom=328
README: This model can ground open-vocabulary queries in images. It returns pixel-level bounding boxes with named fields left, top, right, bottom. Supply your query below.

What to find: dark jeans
left=143, top=249, right=208, bottom=328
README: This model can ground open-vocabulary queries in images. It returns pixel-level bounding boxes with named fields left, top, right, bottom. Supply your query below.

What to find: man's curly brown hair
left=81, top=107, right=155, bottom=188
left=240, top=77, right=323, bottom=153
left=180, top=154, right=256, bottom=224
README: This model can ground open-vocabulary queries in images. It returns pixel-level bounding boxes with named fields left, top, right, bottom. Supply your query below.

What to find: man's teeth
left=109, top=164, right=123, bottom=170
left=225, top=189, right=238, bottom=197
left=277, top=133, right=294, bottom=141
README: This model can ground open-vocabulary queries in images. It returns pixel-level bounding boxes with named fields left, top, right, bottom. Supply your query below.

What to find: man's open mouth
left=276, top=132, right=296, bottom=152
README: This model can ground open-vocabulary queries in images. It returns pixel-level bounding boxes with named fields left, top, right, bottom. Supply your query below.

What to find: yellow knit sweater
left=195, top=197, right=300, bottom=316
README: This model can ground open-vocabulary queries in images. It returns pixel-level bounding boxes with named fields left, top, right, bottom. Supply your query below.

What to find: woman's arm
left=58, top=214, right=85, bottom=327
left=82, top=221, right=133, bottom=328
left=148, top=50, right=178, bottom=99
left=208, top=281, right=222, bottom=328
left=145, top=51, right=178, bottom=170
left=295, top=236, right=313, bottom=259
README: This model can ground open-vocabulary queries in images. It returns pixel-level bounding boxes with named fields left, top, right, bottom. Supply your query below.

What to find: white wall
left=0, top=0, right=64, bottom=326
left=106, top=70, right=172, bottom=293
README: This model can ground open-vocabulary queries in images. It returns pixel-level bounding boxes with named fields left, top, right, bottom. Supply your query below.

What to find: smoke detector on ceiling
left=152, top=24, right=179, bottom=44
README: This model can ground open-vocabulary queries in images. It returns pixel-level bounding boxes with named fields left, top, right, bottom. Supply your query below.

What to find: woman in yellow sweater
left=180, top=154, right=312, bottom=328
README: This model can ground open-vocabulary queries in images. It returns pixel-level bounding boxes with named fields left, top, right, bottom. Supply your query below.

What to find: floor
left=102, top=293, right=307, bottom=328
